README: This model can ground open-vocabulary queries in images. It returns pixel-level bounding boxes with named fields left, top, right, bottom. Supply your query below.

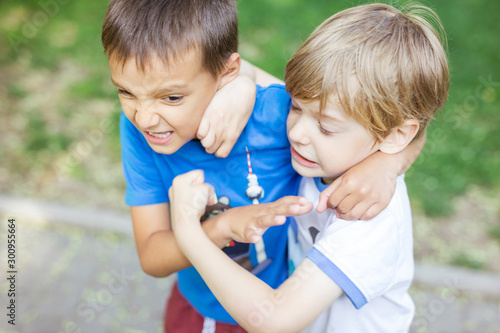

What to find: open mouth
left=145, top=131, right=173, bottom=144
left=290, top=146, right=319, bottom=168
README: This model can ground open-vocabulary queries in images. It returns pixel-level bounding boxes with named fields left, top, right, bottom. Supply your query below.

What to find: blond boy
left=169, top=3, right=449, bottom=332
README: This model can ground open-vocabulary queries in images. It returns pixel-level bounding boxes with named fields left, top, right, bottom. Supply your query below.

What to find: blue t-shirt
left=120, top=84, right=300, bottom=323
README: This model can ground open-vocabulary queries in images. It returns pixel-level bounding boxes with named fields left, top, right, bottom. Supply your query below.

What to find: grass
left=0, top=0, right=499, bottom=270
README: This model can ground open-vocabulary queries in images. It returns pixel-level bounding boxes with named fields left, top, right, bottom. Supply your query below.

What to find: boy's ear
left=379, top=119, right=420, bottom=154
left=218, top=52, right=241, bottom=89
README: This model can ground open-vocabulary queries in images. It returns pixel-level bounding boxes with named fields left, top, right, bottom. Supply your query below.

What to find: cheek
left=119, top=99, right=136, bottom=116
left=286, top=113, right=298, bottom=136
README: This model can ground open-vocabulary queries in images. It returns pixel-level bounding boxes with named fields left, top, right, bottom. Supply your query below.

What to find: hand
left=197, top=75, right=256, bottom=158
left=169, top=170, right=216, bottom=232
left=218, top=196, right=313, bottom=243
left=317, top=155, right=398, bottom=221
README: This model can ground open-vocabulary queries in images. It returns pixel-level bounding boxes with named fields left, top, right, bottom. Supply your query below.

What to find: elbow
left=245, top=323, right=296, bottom=333
left=142, top=266, right=170, bottom=278
left=242, top=314, right=298, bottom=333
left=137, top=255, right=174, bottom=278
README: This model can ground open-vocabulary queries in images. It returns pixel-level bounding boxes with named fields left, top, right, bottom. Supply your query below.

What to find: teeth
left=148, top=131, right=172, bottom=138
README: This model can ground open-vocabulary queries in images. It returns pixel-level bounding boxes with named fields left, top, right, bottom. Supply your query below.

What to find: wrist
left=202, top=213, right=233, bottom=248
left=371, top=150, right=403, bottom=177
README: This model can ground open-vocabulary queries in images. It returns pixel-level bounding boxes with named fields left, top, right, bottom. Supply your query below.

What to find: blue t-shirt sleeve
left=120, top=112, right=170, bottom=206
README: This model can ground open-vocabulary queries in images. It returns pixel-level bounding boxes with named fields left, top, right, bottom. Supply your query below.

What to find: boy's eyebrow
left=111, top=78, right=124, bottom=88
left=320, top=112, right=346, bottom=123
left=155, top=84, right=189, bottom=93
left=110, top=78, right=189, bottom=93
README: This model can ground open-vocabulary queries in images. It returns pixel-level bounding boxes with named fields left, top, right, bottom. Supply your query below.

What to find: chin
left=148, top=142, right=181, bottom=155
left=291, top=161, right=320, bottom=178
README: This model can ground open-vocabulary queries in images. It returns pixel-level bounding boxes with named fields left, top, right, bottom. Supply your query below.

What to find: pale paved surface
left=0, top=221, right=173, bottom=333
left=0, top=198, right=499, bottom=333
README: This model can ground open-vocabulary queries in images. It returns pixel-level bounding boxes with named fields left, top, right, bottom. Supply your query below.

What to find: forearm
left=370, top=131, right=426, bottom=176
left=241, top=58, right=284, bottom=86
left=179, top=228, right=282, bottom=332
left=137, top=229, right=189, bottom=277
left=181, top=230, right=336, bottom=333
left=135, top=214, right=233, bottom=277
left=169, top=171, right=326, bottom=331
left=239, top=59, right=256, bottom=83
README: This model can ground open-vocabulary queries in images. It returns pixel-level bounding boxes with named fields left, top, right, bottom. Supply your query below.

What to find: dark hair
left=102, top=0, right=238, bottom=77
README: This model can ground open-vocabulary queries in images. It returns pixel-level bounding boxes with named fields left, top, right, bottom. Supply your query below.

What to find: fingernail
left=275, top=216, right=286, bottom=224
left=213, top=193, right=218, bottom=204
left=298, top=197, right=308, bottom=204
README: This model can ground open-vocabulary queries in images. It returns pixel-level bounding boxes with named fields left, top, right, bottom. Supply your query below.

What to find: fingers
left=244, top=215, right=285, bottom=243
left=205, top=183, right=216, bottom=206
left=201, top=128, right=228, bottom=156
left=189, top=169, right=205, bottom=185
left=203, top=129, right=239, bottom=157
left=326, top=187, right=349, bottom=211
left=335, top=195, right=372, bottom=221
left=214, top=135, right=238, bottom=158
left=214, top=142, right=232, bottom=158
left=200, top=128, right=217, bottom=153
left=198, top=111, right=241, bottom=157
left=260, top=196, right=312, bottom=224
left=245, top=226, right=267, bottom=244
left=360, top=203, right=384, bottom=221
left=197, top=117, right=209, bottom=140
left=172, top=169, right=205, bottom=186
left=325, top=177, right=361, bottom=211
left=317, top=178, right=341, bottom=213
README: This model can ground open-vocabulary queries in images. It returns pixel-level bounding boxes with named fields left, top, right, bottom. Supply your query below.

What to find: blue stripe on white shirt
left=307, top=247, right=368, bottom=309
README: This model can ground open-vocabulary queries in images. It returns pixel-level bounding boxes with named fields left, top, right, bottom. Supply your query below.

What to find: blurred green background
left=0, top=0, right=499, bottom=271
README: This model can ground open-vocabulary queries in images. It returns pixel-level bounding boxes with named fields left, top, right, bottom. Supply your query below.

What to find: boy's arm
left=131, top=191, right=311, bottom=277
left=131, top=203, right=230, bottom=277
left=170, top=171, right=341, bottom=332
left=318, top=132, right=426, bottom=220
left=197, top=59, right=255, bottom=157
left=197, top=60, right=283, bottom=157
left=253, top=62, right=284, bottom=86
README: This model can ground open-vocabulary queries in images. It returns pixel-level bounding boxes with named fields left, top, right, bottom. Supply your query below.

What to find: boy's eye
left=318, top=121, right=335, bottom=136
left=164, top=96, right=183, bottom=103
left=117, top=89, right=132, bottom=97
left=290, top=104, right=301, bottom=112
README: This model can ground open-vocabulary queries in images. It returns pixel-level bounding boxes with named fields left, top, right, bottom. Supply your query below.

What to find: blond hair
left=285, top=3, right=449, bottom=141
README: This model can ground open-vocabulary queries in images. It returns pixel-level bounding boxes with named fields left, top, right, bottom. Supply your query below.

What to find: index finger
left=317, top=178, right=341, bottom=213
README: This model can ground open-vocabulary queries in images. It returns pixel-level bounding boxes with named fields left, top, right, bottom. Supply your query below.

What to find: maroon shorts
left=164, top=282, right=247, bottom=333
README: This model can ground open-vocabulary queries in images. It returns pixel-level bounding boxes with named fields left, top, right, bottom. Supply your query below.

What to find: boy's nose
left=135, top=100, right=161, bottom=129
left=287, top=119, right=310, bottom=146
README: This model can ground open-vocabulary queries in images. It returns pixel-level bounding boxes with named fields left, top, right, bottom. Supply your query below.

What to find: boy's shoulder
left=383, top=175, right=411, bottom=224
left=236, top=84, right=291, bottom=151
left=306, top=175, right=413, bottom=308
left=254, top=84, right=290, bottom=115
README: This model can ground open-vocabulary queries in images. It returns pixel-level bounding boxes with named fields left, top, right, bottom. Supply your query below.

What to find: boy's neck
left=320, top=177, right=337, bottom=185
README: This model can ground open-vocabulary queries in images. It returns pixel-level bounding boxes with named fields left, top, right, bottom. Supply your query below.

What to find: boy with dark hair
left=102, top=0, right=424, bottom=331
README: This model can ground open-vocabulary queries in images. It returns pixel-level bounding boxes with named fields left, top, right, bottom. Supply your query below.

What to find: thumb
left=187, top=169, right=205, bottom=185
left=317, top=177, right=341, bottom=213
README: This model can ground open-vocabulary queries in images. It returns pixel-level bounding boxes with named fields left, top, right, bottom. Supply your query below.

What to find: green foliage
left=489, top=225, right=500, bottom=242
left=24, top=114, right=71, bottom=154
left=450, top=252, right=485, bottom=270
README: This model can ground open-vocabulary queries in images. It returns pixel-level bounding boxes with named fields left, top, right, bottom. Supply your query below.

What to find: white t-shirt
left=288, top=175, right=415, bottom=333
